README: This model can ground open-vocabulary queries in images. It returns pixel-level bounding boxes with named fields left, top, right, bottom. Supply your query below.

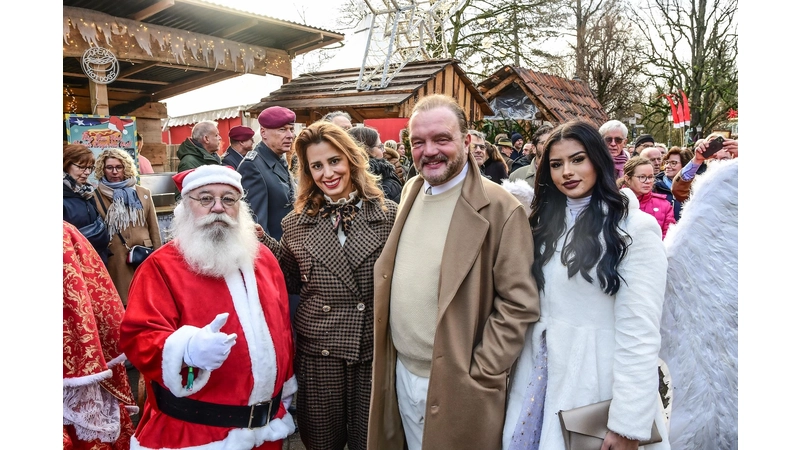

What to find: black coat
left=221, top=146, right=244, bottom=169
left=63, top=186, right=110, bottom=265
left=480, top=159, right=508, bottom=185
left=369, top=158, right=403, bottom=203
left=237, top=141, right=294, bottom=240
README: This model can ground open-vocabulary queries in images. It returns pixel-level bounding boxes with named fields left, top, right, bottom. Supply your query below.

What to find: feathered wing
left=660, top=160, right=738, bottom=450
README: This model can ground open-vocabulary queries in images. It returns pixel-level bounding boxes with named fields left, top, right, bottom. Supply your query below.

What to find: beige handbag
left=557, top=400, right=662, bottom=450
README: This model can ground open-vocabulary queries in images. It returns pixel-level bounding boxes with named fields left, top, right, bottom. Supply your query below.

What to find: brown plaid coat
left=268, top=197, right=397, bottom=361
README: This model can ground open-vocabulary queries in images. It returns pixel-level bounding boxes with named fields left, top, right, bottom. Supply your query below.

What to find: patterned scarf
left=319, top=192, right=360, bottom=234
left=97, top=177, right=145, bottom=235
left=63, top=172, right=96, bottom=200
left=612, top=152, right=629, bottom=180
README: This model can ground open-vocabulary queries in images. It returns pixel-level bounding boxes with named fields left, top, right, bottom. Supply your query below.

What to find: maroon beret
left=258, top=106, right=296, bottom=129
left=228, top=125, right=254, bottom=142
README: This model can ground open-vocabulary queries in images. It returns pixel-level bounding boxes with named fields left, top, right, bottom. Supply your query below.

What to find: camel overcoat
left=94, top=185, right=162, bottom=306
left=367, top=157, right=541, bottom=450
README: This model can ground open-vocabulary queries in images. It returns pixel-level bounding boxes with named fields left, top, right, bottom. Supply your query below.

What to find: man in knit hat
left=510, top=132, right=524, bottom=160
left=120, top=164, right=296, bottom=450
left=221, top=125, right=255, bottom=168
left=237, top=106, right=297, bottom=240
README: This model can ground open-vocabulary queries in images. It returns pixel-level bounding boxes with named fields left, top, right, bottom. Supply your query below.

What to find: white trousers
left=395, top=358, right=430, bottom=450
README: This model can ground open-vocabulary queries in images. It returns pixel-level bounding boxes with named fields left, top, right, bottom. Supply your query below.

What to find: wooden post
left=89, top=63, right=109, bottom=116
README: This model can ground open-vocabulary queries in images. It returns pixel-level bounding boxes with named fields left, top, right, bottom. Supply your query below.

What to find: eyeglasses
left=187, top=195, right=241, bottom=208
left=604, top=137, right=625, bottom=145
left=664, top=160, right=681, bottom=167
left=471, top=144, right=486, bottom=150
left=105, top=165, right=124, bottom=172
left=72, top=163, right=93, bottom=172
left=633, top=175, right=656, bottom=183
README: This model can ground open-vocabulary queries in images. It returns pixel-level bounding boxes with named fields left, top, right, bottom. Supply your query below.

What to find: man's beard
left=417, top=147, right=467, bottom=186
left=169, top=200, right=259, bottom=278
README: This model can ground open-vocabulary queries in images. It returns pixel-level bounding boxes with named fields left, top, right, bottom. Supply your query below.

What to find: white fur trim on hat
left=181, top=165, right=243, bottom=197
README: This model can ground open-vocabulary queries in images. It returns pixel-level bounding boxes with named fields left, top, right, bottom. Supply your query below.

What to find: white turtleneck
left=566, top=196, right=591, bottom=220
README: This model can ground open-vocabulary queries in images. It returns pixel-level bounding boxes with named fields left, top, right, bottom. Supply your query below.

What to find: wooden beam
left=129, top=0, right=175, bottom=21
left=63, top=72, right=171, bottom=86
left=120, top=61, right=159, bottom=77
left=215, top=19, right=259, bottom=38
left=481, top=76, right=517, bottom=100
left=285, top=34, right=324, bottom=53
left=151, top=71, right=242, bottom=101
left=154, top=63, right=211, bottom=72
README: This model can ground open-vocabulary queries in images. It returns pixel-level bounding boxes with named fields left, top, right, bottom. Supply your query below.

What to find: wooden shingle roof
left=479, top=66, right=608, bottom=127
left=248, top=58, right=493, bottom=122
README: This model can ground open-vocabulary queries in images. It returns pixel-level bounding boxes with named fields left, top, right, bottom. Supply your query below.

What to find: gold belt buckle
left=247, top=399, right=272, bottom=429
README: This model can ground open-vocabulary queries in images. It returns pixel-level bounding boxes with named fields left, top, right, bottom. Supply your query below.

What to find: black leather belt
left=152, top=381, right=282, bottom=428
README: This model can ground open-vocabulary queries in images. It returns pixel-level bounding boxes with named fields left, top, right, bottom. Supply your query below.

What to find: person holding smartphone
left=671, top=134, right=738, bottom=203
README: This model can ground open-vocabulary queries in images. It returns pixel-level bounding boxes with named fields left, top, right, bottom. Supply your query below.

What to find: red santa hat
left=172, top=165, right=243, bottom=197
left=108, top=116, right=128, bottom=135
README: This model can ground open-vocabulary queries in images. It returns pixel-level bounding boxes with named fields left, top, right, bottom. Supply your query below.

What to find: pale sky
left=163, top=0, right=367, bottom=117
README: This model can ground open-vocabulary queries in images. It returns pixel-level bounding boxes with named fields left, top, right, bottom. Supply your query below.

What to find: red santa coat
left=120, top=241, right=296, bottom=450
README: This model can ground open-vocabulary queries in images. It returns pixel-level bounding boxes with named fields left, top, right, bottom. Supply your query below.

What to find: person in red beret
left=236, top=106, right=297, bottom=241
left=222, top=125, right=256, bottom=169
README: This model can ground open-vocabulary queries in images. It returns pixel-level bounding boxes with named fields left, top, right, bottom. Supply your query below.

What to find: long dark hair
left=530, top=120, right=630, bottom=295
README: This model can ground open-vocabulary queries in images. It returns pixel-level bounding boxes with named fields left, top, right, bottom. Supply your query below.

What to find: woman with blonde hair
left=93, top=148, right=162, bottom=305
left=261, top=121, right=397, bottom=450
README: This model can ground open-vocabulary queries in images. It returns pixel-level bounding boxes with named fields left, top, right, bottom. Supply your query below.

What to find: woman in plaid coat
left=261, top=121, right=397, bottom=450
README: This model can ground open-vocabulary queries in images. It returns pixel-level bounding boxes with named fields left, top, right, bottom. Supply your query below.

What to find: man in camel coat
left=367, top=94, right=540, bottom=450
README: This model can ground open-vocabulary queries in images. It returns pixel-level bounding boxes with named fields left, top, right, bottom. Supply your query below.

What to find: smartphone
left=702, top=136, right=725, bottom=158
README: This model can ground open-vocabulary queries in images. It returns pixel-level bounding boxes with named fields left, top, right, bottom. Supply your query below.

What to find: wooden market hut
left=478, top=66, right=608, bottom=128
left=63, top=0, right=344, bottom=172
left=247, top=58, right=494, bottom=137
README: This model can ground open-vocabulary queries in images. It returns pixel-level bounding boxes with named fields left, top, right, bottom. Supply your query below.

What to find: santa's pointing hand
left=184, top=313, right=237, bottom=370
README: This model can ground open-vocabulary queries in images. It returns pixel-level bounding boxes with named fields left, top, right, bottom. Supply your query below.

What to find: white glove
left=184, top=313, right=237, bottom=371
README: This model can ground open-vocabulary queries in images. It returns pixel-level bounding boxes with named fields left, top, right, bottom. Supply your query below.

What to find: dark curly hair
left=530, top=120, right=631, bottom=295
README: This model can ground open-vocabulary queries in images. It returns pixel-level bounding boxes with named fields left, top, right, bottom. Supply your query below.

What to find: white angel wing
left=660, top=160, right=738, bottom=450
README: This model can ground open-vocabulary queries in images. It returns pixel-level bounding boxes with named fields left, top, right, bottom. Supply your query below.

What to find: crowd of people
left=63, top=95, right=738, bottom=450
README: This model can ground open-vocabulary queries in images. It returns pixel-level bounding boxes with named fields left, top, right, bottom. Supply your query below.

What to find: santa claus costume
left=63, top=220, right=138, bottom=450
left=120, top=165, right=297, bottom=450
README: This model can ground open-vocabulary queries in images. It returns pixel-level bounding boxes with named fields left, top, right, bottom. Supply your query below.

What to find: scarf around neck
left=63, top=172, right=95, bottom=200
left=97, top=177, right=145, bottom=235
left=319, top=192, right=361, bottom=234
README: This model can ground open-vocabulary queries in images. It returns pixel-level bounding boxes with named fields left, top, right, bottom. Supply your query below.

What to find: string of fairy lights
left=62, top=6, right=290, bottom=74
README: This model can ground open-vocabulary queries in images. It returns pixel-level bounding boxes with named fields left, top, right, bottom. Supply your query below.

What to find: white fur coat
left=503, top=189, right=670, bottom=450
left=659, top=160, right=738, bottom=450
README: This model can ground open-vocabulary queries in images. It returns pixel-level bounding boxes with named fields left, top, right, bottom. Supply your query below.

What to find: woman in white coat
left=503, top=120, right=670, bottom=450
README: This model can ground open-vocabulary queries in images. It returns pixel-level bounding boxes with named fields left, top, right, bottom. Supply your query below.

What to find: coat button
left=321, top=350, right=330, bottom=356
left=322, top=305, right=331, bottom=312
left=382, top=274, right=387, bottom=279
left=356, top=303, right=366, bottom=311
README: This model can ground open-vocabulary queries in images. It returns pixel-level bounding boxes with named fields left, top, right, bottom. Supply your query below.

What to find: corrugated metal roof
left=479, top=66, right=608, bottom=127
left=164, top=104, right=256, bottom=127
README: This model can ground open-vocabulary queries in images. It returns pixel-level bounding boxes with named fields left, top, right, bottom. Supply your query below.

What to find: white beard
left=169, top=200, right=260, bottom=278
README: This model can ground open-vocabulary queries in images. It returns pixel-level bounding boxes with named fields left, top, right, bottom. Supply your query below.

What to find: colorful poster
left=64, top=114, right=138, bottom=185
